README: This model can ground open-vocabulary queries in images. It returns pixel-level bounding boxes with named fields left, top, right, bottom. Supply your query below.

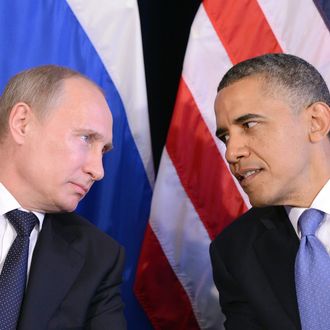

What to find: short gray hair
left=0, top=65, right=98, bottom=140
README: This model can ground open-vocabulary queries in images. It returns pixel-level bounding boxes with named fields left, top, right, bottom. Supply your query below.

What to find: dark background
left=137, top=0, right=201, bottom=171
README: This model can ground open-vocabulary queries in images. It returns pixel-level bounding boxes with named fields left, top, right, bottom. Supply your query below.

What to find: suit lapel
left=18, top=213, right=85, bottom=329
left=254, top=206, right=301, bottom=329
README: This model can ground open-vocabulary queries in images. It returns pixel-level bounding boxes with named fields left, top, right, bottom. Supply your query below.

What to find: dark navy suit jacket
left=17, top=212, right=126, bottom=330
left=210, top=206, right=301, bottom=330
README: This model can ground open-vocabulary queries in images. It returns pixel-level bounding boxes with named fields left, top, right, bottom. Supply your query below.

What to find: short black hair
left=217, top=53, right=330, bottom=112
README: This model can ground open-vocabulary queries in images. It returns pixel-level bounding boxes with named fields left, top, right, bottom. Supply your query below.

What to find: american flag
left=135, top=0, right=330, bottom=329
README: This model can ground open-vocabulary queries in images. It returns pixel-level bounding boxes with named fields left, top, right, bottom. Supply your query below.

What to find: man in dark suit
left=210, top=54, right=330, bottom=329
left=0, top=65, right=126, bottom=329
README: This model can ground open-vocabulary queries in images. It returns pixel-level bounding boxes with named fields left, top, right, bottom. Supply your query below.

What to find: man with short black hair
left=210, top=53, right=330, bottom=330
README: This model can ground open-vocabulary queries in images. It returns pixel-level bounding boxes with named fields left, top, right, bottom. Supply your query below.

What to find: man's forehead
left=61, top=76, right=102, bottom=94
left=215, top=77, right=271, bottom=113
left=218, top=76, right=263, bottom=96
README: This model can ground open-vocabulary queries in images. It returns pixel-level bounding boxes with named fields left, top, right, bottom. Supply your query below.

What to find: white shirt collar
left=0, top=183, right=45, bottom=227
left=285, top=179, right=330, bottom=236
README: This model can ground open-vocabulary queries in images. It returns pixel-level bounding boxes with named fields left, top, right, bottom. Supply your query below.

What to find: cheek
left=252, top=125, right=296, bottom=159
left=267, top=138, right=307, bottom=177
left=40, top=140, right=83, bottom=177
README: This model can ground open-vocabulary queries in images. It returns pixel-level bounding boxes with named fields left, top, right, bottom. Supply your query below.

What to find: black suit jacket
left=210, top=206, right=301, bottom=330
left=17, top=212, right=126, bottom=330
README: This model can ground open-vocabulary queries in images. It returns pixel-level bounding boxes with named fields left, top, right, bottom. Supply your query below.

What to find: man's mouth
left=236, top=169, right=262, bottom=183
left=71, top=182, right=90, bottom=195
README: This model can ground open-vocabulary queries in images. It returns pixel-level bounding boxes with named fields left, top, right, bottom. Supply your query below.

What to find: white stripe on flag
left=258, top=0, right=330, bottom=85
left=182, top=5, right=250, bottom=208
left=67, top=0, right=154, bottom=185
left=150, top=148, right=223, bottom=329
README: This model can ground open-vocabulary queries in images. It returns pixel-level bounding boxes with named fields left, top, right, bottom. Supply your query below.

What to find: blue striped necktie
left=0, top=210, right=38, bottom=330
left=295, top=208, right=330, bottom=330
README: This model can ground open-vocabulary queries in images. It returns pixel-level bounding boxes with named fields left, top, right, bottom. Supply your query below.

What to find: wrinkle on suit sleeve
left=86, top=244, right=126, bottom=330
left=210, top=239, right=264, bottom=330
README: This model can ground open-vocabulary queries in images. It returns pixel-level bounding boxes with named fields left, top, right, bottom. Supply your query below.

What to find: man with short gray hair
left=0, top=65, right=126, bottom=329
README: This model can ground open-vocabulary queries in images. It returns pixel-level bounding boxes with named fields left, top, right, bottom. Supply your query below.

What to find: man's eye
left=81, top=135, right=91, bottom=143
left=243, top=121, right=257, bottom=129
left=219, top=134, right=229, bottom=145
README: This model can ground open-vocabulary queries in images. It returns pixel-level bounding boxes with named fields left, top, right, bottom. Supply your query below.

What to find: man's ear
left=8, top=102, right=34, bottom=144
left=307, top=102, right=330, bottom=143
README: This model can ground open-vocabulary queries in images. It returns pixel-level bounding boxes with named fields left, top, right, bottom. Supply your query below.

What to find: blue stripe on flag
left=0, top=1, right=153, bottom=328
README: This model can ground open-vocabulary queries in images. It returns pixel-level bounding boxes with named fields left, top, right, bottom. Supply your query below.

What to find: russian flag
left=0, top=1, right=154, bottom=328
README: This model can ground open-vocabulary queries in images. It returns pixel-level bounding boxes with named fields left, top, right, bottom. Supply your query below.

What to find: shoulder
left=211, top=206, right=286, bottom=255
left=45, top=212, right=123, bottom=258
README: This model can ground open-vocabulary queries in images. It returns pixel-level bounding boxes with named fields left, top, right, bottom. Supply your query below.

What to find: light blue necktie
left=0, top=210, right=38, bottom=330
left=295, top=208, right=330, bottom=330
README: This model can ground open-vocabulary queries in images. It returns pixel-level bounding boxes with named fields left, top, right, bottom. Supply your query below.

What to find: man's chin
left=248, top=193, right=283, bottom=208
left=247, top=194, right=269, bottom=208
left=63, top=202, right=79, bottom=213
left=52, top=199, right=79, bottom=213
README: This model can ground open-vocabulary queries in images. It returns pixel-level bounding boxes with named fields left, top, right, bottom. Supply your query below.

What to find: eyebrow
left=76, top=128, right=113, bottom=152
left=103, top=142, right=113, bottom=153
left=215, top=113, right=266, bottom=137
left=92, top=132, right=113, bottom=153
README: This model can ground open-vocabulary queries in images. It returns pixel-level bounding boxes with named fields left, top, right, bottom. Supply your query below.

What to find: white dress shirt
left=0, top=183, right=44, bottom=277
left=285, top=179, right=330, bottom=254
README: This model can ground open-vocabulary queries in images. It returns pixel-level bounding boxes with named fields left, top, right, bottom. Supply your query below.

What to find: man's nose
left=85, top=152, right=105, bottom=181
left=225, top=134, right=249, bottom=164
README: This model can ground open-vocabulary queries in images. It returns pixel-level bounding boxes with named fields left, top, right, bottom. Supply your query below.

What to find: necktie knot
left=6, top=209, right=38, bottom=237
left=298, top=208, right=324, bottom=237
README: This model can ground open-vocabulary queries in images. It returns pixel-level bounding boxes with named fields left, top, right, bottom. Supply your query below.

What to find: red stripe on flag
left=203, top=0, right=282, bottom=64
left=136, top=1, right=285, bottom=327
left=166, top=78, right=247, bottom=240
left=134, top=224, right=200, bottom=330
